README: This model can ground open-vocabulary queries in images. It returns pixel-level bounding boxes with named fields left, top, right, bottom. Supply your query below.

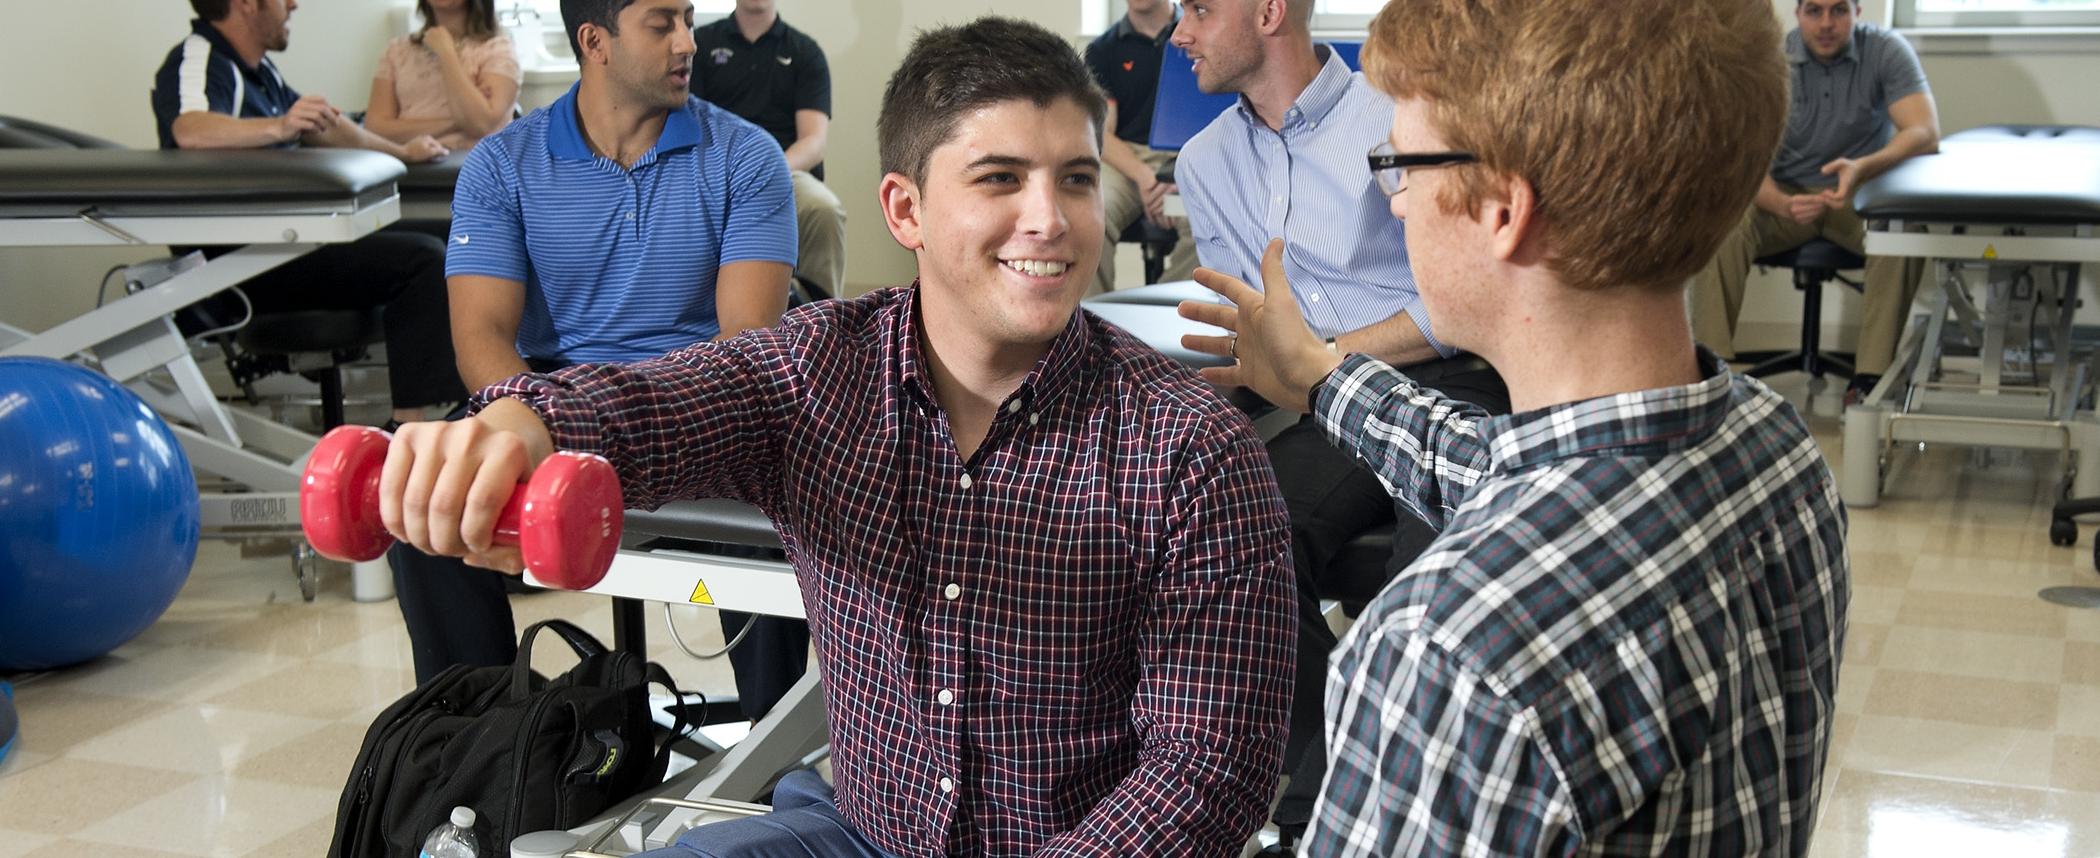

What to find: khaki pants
left=1095, top=142, right=1197, bottom=294
left=792, top=170, right=847, bottom=298
left=1689, top=185, right=1927, bottom=376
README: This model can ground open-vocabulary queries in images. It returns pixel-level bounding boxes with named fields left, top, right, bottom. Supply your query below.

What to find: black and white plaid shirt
left=1304, top=350, right=1849, bottom=856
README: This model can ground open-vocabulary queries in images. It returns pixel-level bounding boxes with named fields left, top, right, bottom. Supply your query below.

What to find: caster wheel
left=2091, top=538, right=2100, bottom=574
left=2052, top=517, right=2078, bottom=547
left=294, top=542, right=320, bottom=602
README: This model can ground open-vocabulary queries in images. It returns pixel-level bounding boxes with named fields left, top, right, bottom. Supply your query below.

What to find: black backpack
left=327, top=619, right=688, bottom=857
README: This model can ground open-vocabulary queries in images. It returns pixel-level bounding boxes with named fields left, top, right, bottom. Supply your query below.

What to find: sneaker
left=1844, top=373, right=1880, bottom=408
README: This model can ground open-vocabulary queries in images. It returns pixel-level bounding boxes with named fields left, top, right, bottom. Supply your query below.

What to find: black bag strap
left=510, top=619, right=609, bottom=697
left=646, top=662, right=694, bottom=774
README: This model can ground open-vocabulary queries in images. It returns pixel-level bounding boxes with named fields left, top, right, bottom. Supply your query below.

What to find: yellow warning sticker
left=690, top=580, right=715, bottom=605
left=1983, top=244, right=1999, bottom=260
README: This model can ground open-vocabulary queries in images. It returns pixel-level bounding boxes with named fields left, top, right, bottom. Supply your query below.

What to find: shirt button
left=943, top=582, right=962, bottom=600
left=1029, top=413, right=1039, bottom=426
left=959, top=473, right=973, bottom=490
left=939, top=776, right=956, bottom=793
left=1308, top=293, right=1321, bottom=303
left=937, top=689, right=956, bottom=705
left=1006, top=399, right=1022, bottom=414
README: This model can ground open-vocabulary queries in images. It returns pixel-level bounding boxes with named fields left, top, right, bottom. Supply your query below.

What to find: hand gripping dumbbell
left=299, top=425, right=624, bottom=590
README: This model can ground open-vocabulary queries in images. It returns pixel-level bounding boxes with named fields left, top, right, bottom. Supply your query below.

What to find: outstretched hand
left=1177, top=238, right=1343, bottom=412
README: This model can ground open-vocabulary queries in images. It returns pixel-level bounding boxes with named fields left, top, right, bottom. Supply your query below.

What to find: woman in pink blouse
left=366, top=0, right=520, bottom=151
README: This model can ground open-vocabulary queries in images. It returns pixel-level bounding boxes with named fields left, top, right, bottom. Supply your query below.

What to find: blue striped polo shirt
left=1178, top=47, right=1447, bottom=357
left=447, top=84, right=797, bottom=364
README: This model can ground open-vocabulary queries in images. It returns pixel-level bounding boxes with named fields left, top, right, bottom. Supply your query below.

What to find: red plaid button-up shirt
left=478, top=287, right=1295, bottom=857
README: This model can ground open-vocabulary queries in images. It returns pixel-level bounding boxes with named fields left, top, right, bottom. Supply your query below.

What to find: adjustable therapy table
left=1840, top=127, right=2100, bottom=508
left=0, top=148, right=406, bottom=547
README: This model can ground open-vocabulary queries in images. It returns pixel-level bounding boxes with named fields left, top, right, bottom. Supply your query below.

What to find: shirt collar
left=1235, top=44, right=1354, bottom=130
left=1112, top=10, right=1179, bottom=44
left=1786, top=27, right=1859, bottom=66
left=894, top=285, right=1094, bottom=422
left=1480, top=348, right=1736, bottom=474
left=547, top=86, right=705, bottom=162
left=193, top=18, right=256, bottom=71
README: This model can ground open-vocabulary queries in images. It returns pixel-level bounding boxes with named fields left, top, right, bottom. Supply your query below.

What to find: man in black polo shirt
left=693, top=0, right=846, bottom=299
left=152, top=0, right=464, bottom=427
left=1084, top=0, right=1194, bottom=293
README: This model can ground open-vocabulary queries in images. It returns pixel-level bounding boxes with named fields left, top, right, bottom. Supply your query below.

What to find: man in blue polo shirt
left=389, top=0, right=807, bottom=719
left=152, top=0, right=462, bottom=427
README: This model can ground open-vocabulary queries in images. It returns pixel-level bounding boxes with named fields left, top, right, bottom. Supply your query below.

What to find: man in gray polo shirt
left=1691, top=0, right=1938, bottom=399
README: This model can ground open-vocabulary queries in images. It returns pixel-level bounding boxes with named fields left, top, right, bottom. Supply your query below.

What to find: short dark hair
left=559, top=0, right=640, bottom=58
left=190, top=0, right=231, bottom=21
left=877, top=16, right=1108, bottom=186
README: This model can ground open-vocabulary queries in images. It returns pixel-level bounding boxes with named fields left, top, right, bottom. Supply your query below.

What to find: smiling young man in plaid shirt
left=1182, top=0, right=1850, bottom=854
left=374, top=16, right=1294, bottom=858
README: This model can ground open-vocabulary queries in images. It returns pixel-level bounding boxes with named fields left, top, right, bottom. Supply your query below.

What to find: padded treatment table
left=1084, top=282, right=1234, bottom=369
left=398, top=152, right=465, bottom=226
left=1840, top=130, right=2100, bottom=507
left=0, top=148, right=406, bottom=547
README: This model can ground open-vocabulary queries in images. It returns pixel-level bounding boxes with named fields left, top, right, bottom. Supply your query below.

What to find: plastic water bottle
left=420, top=806, right=482, bottom=858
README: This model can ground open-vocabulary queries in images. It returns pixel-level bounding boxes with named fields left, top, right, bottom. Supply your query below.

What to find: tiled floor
left=7, top=376, right=2100, bottom=856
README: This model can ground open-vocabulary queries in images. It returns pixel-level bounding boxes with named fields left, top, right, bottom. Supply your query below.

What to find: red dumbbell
left=299, top=425, right=624, bottom=590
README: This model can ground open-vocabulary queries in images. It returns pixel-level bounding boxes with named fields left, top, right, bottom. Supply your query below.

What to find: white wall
left=2, top=1, right=2094, bottom=336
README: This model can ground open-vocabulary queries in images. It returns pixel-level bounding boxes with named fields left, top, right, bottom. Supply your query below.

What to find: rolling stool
left=1738, top=238, right=1866, bottom=389
left=230, top=308, right=386, bottom=430
left=1118, top=218, right=1179, bottom=286
left=1115, top=159, right=1181, bottom=286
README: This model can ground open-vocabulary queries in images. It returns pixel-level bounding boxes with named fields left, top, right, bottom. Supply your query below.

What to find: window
left=1310, top=0, right=1381, bottom=32
left=1896, top=0, right=2100, bottom=27
left=1092, top=1, right=1376, bottom=36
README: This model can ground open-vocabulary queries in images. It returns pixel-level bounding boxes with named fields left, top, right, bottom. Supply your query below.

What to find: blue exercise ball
left=0, top=357, right=199, bottom=670
left=0, top=682, right=15, bottom=767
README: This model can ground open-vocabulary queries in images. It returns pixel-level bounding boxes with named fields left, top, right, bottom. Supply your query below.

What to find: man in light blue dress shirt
left=1170, top=0, right=1509, bottom=850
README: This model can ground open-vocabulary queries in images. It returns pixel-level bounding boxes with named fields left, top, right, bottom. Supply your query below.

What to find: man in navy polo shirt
left=692, top=0, right=847, bottom=301
left=1084, top=0, right=1194, bottom=293
left=152, top=0, right=463, bottom=427
left=388, top=0, right=807, bottom=719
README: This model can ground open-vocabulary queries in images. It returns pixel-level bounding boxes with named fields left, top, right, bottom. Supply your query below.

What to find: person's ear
left=1256, top=0, right=1288, bottom=35
left=577, top=23, right=608, bottom=66
left=1484, top=172, right=1539, bottom=265
left=879, top=172, right=925, bottom=252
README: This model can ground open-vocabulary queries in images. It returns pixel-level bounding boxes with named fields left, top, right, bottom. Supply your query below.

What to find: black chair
left=227, top=308, right=385, bottom=430
left=1118, top=218, right=1179, bottom=286
left=1111, top=159, right=1182, bottom=286
left=1740, top=238, right=1866, bottom=383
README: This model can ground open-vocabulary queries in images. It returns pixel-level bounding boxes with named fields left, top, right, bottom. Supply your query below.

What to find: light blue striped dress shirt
left=448, top=84, right=798, bottom=365
left=1178, top=47, right=1448, bottom=357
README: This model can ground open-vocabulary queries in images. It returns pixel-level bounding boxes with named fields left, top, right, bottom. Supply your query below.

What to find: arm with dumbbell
left=372, top=326, right=805, bottom=576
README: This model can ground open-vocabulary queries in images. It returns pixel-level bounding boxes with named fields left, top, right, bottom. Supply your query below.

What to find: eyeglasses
left=1368, top=142, right=1477, bottom=196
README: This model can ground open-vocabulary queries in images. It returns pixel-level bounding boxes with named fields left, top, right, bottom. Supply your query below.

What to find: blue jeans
left=631, top=770, right=895, bottom=858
